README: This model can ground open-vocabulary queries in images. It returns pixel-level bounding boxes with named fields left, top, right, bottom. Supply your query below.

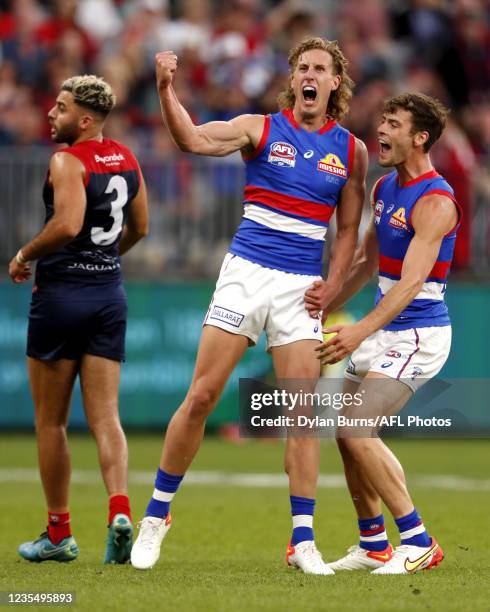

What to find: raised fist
left=155, top=51, right=178, bottom=90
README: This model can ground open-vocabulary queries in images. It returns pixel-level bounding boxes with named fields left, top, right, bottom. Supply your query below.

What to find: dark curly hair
left=383, top=92, right=449, bottom=152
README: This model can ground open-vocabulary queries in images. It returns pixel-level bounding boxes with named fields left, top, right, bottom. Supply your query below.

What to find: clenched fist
left=155, top=51, right=178, bottom=91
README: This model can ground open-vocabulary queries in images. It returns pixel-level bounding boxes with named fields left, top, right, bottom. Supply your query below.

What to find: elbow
left=128, top=224, right=149, bottom=241
left=404, top=275, right=425, bottom=296
left=178, top=141, right=194, bottom=153
left=137, top=225, right=149, bottom=239
left=63, top=223, right=82, bottom=241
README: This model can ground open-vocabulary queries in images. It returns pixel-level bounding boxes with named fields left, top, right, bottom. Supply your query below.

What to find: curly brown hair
left=383, top=92, right=449, bottom=152
left=277, top=37, right=354, bottom=121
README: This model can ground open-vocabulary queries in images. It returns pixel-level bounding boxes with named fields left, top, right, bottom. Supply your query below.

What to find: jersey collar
left=282, top=109, right=336, bottom=134
left=398, top=168, right=440, bottom=188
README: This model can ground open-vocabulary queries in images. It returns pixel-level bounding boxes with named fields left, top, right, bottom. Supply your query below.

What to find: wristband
left=15, top=249, right=28, bottom=265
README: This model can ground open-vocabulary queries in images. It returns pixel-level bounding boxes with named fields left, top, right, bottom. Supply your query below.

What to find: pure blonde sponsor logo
left=317, top=153, right=347, bottom=178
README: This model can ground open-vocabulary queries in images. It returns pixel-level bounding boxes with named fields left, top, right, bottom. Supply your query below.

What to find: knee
left=35, top=415, right=66, bottom=432
left=341, top=437, right=374, bottom=461
left=86, top=413, right=121, bottom=438
left=184, top=387, right=218, bottom=423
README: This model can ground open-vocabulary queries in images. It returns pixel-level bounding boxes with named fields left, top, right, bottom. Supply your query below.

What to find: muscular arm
left=304, top=138, right=368, bottom=317
left=355, top=194, right=457, bottom=335
left=318, top=194, right=458, bottom=363
left=325, top=213, right=378, bottom=314
left=156, top=51, right=263, bottom=157
left=9, top=152, right=86, bottom=282
left=119, top=169, right=149, bottom=255
left=22, top=152, right=86, bottom=261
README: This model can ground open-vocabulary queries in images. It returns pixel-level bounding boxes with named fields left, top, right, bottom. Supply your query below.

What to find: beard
left=52, top=123, right=79, bottom=146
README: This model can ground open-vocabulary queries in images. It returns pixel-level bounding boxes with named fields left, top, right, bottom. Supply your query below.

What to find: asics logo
left=304, top=150, right=314, bottom=159
left=404, top=543, right=437, bottom=573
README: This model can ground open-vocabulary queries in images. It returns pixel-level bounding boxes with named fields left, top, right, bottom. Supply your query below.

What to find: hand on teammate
left=315, top=323, right=366, bottom=365
left=304, top=280, right=339, bottom=318
left=155, top=51, right=178, bottom=91
left=8, top=257, right=31, bottom=284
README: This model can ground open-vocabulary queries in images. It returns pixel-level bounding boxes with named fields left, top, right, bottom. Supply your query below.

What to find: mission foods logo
left=388, top=207, right=409, bottom=231
left=268, top=142, right=297, bottom=167
left=317, top=153, right=347, bottom=178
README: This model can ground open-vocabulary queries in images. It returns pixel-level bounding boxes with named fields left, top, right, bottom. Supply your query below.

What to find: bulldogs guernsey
left=229, top=109, right=356, bottom=276
left=35, top=138, right=140, bottom=295
left=373, top=169, right=461, bottom=330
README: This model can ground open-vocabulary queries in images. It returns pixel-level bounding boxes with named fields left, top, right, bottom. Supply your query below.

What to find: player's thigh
left=343, top=371, right=413, bottom=425
left=271, top=339, right=321, bottom=381
left=27, top=297, right=92, bottom=361
left=79, top=354, right=121, bottom=426
left=203, top=254, right=269, bottom=346
left=188, top=324, right=249, bottom=400
left=86, top=299, right=128, bottom=362
left=28, top=357, right=79, bottom=426
left=267, top=271, right=323, bottom=351
left=271, top=340, right=320, bottom=424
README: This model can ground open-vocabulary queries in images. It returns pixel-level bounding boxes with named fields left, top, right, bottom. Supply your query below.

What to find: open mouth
left=379, top=139, right=392, bottom=154
left=302, top=85, right=317, bottom=102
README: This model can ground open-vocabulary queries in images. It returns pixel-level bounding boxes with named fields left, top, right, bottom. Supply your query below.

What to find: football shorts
left=204, top=253, right=323, bottom=350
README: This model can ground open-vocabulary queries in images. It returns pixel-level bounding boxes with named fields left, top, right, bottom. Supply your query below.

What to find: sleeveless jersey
left=35, top=138, right=141, bottom=289
left=373, top=169, right=461, bottom=330
left=229, top=109, right=356, bottom=275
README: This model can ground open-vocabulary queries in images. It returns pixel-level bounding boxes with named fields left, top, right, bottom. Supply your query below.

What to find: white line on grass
left=0, top=468, right=489, bottom=492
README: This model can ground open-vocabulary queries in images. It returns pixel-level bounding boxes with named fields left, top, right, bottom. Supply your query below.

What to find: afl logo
left=268, top=141, right=297, bottom=167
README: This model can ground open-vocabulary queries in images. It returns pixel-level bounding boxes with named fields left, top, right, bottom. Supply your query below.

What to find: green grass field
left=0, top=434, right=489, bottom=611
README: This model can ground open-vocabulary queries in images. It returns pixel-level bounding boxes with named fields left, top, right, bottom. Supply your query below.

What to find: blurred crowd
left=0, top=0, right=489, bottom=275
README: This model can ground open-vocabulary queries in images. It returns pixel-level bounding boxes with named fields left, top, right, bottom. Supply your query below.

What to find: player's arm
left=119, top=169, right=149, bottom=255
left=304, top=138, right=368, bottom=317
left=317, top=194, right=458, bottom=364
left=155, top=50, right=263, bottom=157
left=8, top=152, right=86, bottom=283
left=324, top=212, right=379, bottom=315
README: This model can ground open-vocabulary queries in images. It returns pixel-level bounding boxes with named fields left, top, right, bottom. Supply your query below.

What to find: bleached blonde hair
left=61, top=75, right=116, bottom=117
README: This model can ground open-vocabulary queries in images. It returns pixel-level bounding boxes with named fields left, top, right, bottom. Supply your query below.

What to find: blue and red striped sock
left=358, top=514, right=389, bottom=552
left=290, top=495, right=315, bottom=545
left=395, top=508, right=431, bottom=547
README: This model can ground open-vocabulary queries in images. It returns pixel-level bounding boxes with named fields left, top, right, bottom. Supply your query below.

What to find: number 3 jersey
left=35, top=138, right=141, bottom=291
left=229, top=109, right=356, bottom=276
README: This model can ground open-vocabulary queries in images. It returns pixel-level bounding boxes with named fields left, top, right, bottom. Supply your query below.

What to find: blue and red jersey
left=229, top=109, right=356, bottom=275
left=373, top=169, right=461, bottom=330
left=36, top=138, right=141, bottom=291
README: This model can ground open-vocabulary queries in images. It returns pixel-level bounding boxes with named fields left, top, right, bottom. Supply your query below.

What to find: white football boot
left=328, top=544, right=393, bottom=571
left=371, top=538, right=443, bottom=575
left=286, top=540, right=335, bottom=575
left=130, top=514, right=172, bottom=570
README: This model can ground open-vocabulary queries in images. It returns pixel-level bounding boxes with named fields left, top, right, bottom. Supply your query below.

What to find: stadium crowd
left=0, top=0, right=489, bottom=275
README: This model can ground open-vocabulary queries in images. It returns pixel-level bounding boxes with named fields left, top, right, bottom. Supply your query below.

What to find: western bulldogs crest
left=374, top=200, right=384, bottom=224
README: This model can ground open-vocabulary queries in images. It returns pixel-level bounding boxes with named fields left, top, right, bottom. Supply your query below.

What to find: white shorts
left=203, top=253, right=323, bottom=350
left=344, top=326, right=452, bottom=392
